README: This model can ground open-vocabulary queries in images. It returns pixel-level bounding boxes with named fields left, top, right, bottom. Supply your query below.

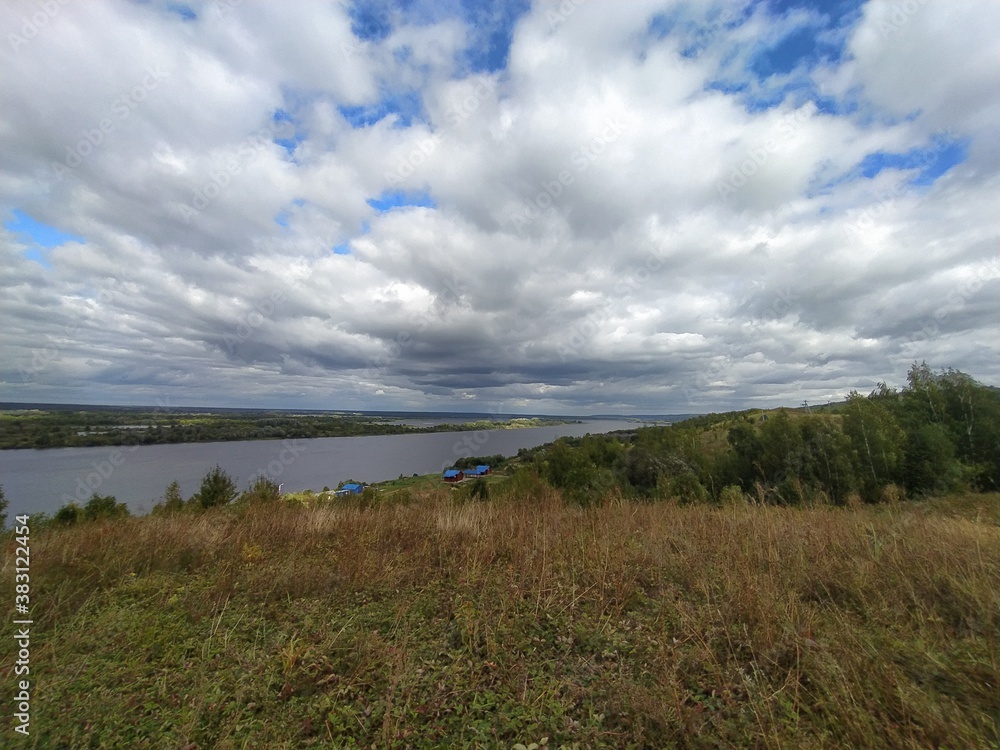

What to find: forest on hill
left=517, top=363, right=999, bottom=506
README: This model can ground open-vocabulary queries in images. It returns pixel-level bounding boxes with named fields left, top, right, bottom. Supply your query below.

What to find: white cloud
left=1, top=0, right=997, bottom=413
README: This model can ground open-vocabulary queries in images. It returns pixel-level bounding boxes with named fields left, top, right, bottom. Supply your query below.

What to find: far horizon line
left=0, top=398, right=856, bottom=419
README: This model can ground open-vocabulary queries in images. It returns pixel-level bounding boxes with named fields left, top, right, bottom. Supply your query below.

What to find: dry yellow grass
left=2, top=484, right=998, bottom=748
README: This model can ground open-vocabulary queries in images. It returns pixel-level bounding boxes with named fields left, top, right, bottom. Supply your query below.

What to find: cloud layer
left=2, top=0, right=997, bottom=414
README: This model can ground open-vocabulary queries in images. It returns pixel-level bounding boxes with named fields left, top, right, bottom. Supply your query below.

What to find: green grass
left=2, top=486, right=998, bottom=748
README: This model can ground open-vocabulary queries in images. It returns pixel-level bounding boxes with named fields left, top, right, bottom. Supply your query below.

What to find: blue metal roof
left=443, top=469, right=461, bottom=477
left=342, top=483, right=363, bottom=491
left=476, top=465, right=490, bottom=472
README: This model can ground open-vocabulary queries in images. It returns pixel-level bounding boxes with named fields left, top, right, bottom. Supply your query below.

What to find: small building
left=476, top=465, right=491, bottom=475
left=338, top=483, right=365, bottom=495
left=443, top=469, right=464, bottom=483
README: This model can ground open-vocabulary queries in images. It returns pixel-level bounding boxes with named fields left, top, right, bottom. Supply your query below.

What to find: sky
left=1, top=0, right=997, bottom=415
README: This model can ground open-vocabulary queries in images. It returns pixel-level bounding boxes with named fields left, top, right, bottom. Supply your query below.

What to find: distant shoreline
left=0, top=407, right=583, bottom=450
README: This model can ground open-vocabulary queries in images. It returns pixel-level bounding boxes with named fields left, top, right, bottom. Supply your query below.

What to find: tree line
left=527, top=363, right=999, bottom=505
left=0, top=411, right=578, bottom=450
left=6, top=363, right=997, bottom=527
left=6, top=466, right=283, bottom=530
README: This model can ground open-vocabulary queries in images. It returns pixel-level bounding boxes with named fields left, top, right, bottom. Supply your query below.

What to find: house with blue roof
left=336, top=482, right=365, bottom=496
left=443, top=469, right=464, bottom=483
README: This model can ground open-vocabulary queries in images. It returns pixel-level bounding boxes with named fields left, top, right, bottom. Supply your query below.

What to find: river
left=0, top=419, right=637, bottom=517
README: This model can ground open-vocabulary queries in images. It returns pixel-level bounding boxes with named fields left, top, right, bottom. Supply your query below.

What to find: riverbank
left=0, top=407, right=579, bottom=450
left=2, top=487, right=997, bottom=748
left=0, top=420, right=636, bottom=519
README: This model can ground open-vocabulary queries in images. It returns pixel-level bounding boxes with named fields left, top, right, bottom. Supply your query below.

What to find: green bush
left=54, top=503, right=82, bottom=527
left=667, top=472, right=708, bottom=505
left=241, top=475, right=281, bottom=503
left=83, top=493, right=130, bottom=521
left=153, top=480, right=186, bottom=515
left=194, top=465, right=238, bottom=509
left=719, top=484, right=745, bottom=505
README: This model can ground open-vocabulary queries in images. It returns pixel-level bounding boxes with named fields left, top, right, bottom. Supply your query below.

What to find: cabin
left=464, top=465, right=492, bottom=477
left=443, top=469, right=464, bottom=483
left=337, top=483, right=365, bottom=496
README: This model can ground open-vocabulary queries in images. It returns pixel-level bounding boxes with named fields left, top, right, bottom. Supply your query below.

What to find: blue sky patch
left=697, top=0, right=866, bottom=113
left=667, top=5, right=754, bottom=59
left=765, top=0, right=863, bottom=27
left=270, top=108, right=305, bottom=156
left=350, top=0, right=529, bottom=75
left=6, top=209, right=85, bottom=247
left=647, top=12, right=677, bottom=41
left=367, top=189, right=436, bottom=213
left=5, top=209, right=85, bottom=269
left=707, top=80, right=749, bottom=96
left=274, top=199, right=308, bottom=228
left=456, top=0, right=531, bottom=74
left=166, top=3, right=196, bottom=21
left=349, top=0, right=394, bottom=42
left=751, top=27, right=824, bottom=77
left=859, top=137, right=968, bottom=186
left=274, top=137, right=303, bottom=157
left=332, top=221, right=371, bottom=255
left=23, top=248, right=53, bottom=268
left=749, top=0, right=863, bottom=78
left=339, top=90, right=425, bottom=128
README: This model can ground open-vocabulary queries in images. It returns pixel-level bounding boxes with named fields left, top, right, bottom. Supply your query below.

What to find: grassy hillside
left=2, top=482, right=998, bottom=748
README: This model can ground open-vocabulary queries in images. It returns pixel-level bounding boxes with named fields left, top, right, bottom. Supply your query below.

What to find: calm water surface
left=0, top=420, right=636, bottom=517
